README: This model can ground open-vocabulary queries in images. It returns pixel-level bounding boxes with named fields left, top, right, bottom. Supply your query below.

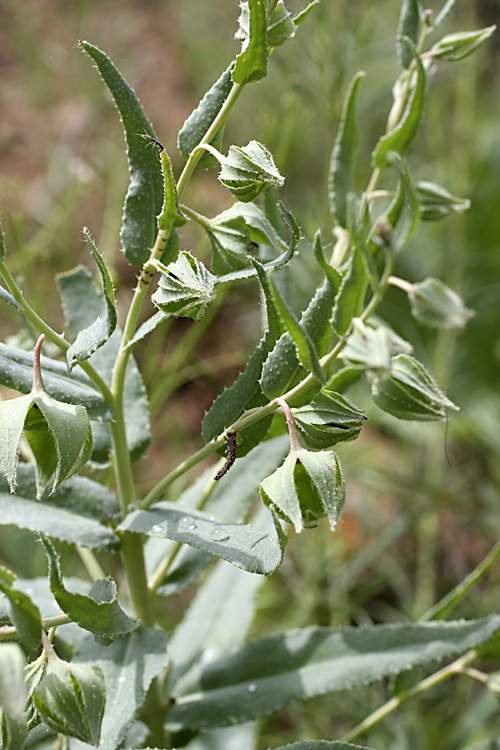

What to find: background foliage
left=1, top=0, right=500, bottom=747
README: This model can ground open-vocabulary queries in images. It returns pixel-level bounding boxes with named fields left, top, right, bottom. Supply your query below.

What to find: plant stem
left=176, top=82, right=244, bottom=199
left=340, top=649, right=477, bottom=743
left=0, top=262, right=113, bottom=404
left=0, top=615, right=70, bottom=642
left=76, top=547, right=106, bottom=581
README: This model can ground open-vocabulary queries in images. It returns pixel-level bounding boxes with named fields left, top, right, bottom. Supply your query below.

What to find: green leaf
left=251, top=259, right=286, bottom=341
left=260, top=449, right=345, bottom=533
left=292, top=390, right=366, bottom=450
left=166, top=616, right=500, bottom=730
left=158, top=149, right=187, bottom=232
left=372, top=353, right=458, bottom=421
left=185, top=724, right=258, bottom=750
left=396, top=0, right=423, bottom=68
left=219, top=140, right=284, bottom=202
left=0, top=644, right=28, bottom=750
left=122, top=310, right=167, bottom=353
left=152, top=435, right=289, bottom=595
left=0, top=469, right=120, bottom=550
left=430, top=0, right=457, bottom=32
left=41, top=535, right=138, bottom=636
left=203, top=200, right=287, bottom=275
left=233, top=0, right=268, bottom=84
left=66, top=229, right=117, bottom=371
left=293, top=1, right=320, bottom=27
left=328, top=71, right=365, bottom=228
left=73, top=628, right=169, bottom=750
left=34, top=659, right=106, bottom=746
left=0, top=565, right=42, bottom=652
left=417, top=180, right=470, bottom=221
left=119, top=502, right=282, bottom=575
left=268, top=2, right=296, bottom=48
left=385, top=152, right=420, bottom=253
left=169, top=538, right=267, bottom=691
left=80, top=41, right=163, bottom=268
left=0, top=393, right=32, bottom=492
left=30, top=392, right=93, bottom=496
left=57, top=266, right=151, bottom=463
left=178, top=63, right=234, bottom=169
left=341, top=321, right=392, bottom=372
left=0, top=286, right=22, bottom=311
left=261, top=234, right=339, bottom=406
left=0, top=343, right=111, bottom=421
left=332, top=244, right=367, bottom=337
left=269, top=274, right=326, bottom=386
left=0, top=214, right=5, bottom=262
left=152, top=252, right=217, bottom=321
left=372, top=38, right=425, bottom=168
left=408, top=276, right=474, bottom=329
left=428, top=26, right=496, bottom=62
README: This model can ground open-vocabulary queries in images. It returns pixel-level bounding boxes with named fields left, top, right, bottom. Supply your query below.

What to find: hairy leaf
left=158, top=149, right=187, bottom=232
left=328, top=72, right=365, bottom=227
left=80, top=41, right=163, bottom=267
left=41, top=535, right=138, bottom=636
left=0, top=644, right=28, bottom=750
left=396, top=0, right=423, bottom=68
left=0, top=566, right=41, bottom=652
left=119, top=502, right=282, bottom=575
left=233, top=0, right=268, bottom=84
left=0, top=470, right=120, bottom=550
left=0, top=343, right=111, bottom=421
left=66, top=229, right=117, bottom=371
left=178, top=64, right=234, bottom=169
left=372, top=38, right=425, bottom=168
left=57, top=266, right=151, bottom=463
left=72, top=628, right=169, bottom=750
left=167, top=616, right=500, bottom=730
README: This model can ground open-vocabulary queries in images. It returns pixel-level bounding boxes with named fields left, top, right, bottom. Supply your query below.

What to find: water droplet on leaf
left=211, top=528, right=230, bottom=542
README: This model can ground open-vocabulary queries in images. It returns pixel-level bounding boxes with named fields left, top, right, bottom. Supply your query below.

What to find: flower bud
left=219, top=141, right=285, bottom=203
left=152, top=251, right=216, bottom=320
left=408, top=277, right=474, bottom=329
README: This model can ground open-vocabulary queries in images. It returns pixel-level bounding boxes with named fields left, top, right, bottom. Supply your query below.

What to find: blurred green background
left=1, top=0, right=500, bottom=747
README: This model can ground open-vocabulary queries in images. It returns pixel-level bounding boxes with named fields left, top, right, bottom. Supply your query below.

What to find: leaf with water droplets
left=118, top=502, right=282, bottom=575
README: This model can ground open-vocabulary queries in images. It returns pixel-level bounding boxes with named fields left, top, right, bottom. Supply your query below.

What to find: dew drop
left=211, top=528, right=230, bottom=542
left=247, top=683, right=257, bottom=693
left=188, top=522, right=197, bottom=531
left=26, top=587, right=35, bottom=596
left=151, top=524, right=163, bottom=534
left=201, top=648, right=215, bottom=664
left=117, top=676, right=126, bottom=683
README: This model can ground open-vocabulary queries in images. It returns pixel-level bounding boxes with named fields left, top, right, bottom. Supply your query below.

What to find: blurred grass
left=1, top=1, right=500, bottom=747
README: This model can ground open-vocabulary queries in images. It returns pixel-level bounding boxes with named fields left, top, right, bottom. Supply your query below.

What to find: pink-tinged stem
left=274, top=397, right=300, bottom=452
left=32, top=334, right=46, bottom=393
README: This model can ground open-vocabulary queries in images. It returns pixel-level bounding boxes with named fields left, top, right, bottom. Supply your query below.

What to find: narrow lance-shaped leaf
left=372, top=37, right=426, bottom=168
left=233, top=0, right=268, bottom=84
left=178, top=63, right=235, bottom=169
left=383, top=151, right=420, bottom=252
left=328, top=71, right=365, bottom=228
left=293, top=1, right=320, bottom=27
left=268, top=274, right=325, bottom=387
left=396, top=0, right=423, bottom=68
left=332, top=212, right=368, bottom=337
left=0, top=566, right=42, bottom=652
left=66, top=229, right=117, bottom=371
left=80, top=41, right=163, bottom=267
left=157, top=148, right=187, bottom=232
left=260, top=232, right=339, bottom=406
left=166, top=616, right=500, bottom=731
left=429, top=0, right=457, bottom=31
left=40, top=534, right=139, bottom=636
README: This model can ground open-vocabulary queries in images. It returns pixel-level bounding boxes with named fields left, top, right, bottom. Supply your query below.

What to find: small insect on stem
left=214, top=432, right=238, bottom=481
left=138, top=133, right=164, bottom=152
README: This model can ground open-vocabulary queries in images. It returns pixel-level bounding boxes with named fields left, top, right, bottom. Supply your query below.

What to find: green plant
left=0, top=1, right=497, bottom=749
